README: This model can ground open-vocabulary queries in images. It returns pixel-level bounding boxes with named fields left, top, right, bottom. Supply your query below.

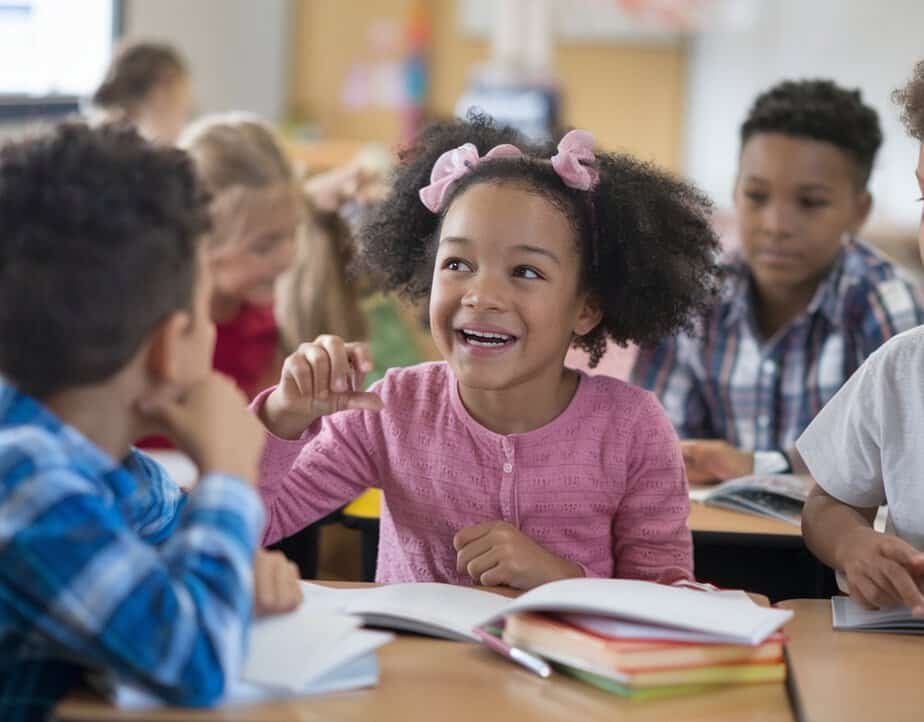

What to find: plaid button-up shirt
left=0, top=379, right=264, bottom=721
left=632, top=239, right=924, bottom=452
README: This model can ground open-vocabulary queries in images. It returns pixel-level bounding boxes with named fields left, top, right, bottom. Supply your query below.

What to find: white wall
left=684, top=0, right=924, bottom=230
left=123, top=0, right=292, bottom=121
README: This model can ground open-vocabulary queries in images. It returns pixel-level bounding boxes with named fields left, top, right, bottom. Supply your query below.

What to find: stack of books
left=501, top=587, right=789, bottom=700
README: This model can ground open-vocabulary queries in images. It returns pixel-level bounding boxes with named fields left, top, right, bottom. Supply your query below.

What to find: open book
left=108, top=605, right=392, bottom=708
left=300, top=578, right=792, bottom=646
left=690, top=474, right=813, bottom=525
left=832, top=595, right=924, bottom=634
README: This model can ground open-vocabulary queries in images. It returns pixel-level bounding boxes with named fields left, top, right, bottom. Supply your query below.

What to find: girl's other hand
left=453, top=521, right=584, bottom=590
left=260, top=335, right=383, bottom=439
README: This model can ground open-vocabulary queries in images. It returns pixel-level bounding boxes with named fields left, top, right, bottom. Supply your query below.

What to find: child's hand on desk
left=680, top=440, right=753, bottom=484
left=138, top=373, right=266, bottom=484
left=838, top=527, right=924, bottom=616
left=453, top=521, right=584, bottom=590
left=261, top=336, right=383, bottom=439
left=253, top=549, right=303, bottom=617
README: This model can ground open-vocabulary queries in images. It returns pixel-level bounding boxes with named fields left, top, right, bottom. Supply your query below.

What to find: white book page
left=299, top=582, right=511, bottom=641
left=243, top=607, right=362, bottom=690
left=485, top=579, right=792, bottom=645
left=831, top=595, right=924, bottom=630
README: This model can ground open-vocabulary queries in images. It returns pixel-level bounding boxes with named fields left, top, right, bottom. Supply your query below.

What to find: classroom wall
left=122, top=0, right=293, bottom=121
left=684, top=0, right=924, bottom=229
left=290, top=0, right=687, bottom=171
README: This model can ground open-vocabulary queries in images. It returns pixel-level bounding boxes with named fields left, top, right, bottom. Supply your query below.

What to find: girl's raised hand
left=260, top=335, right=383, bottom=439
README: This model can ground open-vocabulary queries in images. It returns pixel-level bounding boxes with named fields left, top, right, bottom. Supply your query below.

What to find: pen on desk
left=473, top=626, right=552, bottom=679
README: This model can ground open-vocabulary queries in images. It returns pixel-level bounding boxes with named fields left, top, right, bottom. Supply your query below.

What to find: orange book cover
left=503, top=613, right=785, bottom=673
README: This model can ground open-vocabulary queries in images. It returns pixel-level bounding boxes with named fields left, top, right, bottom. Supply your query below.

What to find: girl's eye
left=744, top=191, right=767, bottom=205
left=513, top=266, right=542, bottom=280
left=444, top=258, right=472, bottom=272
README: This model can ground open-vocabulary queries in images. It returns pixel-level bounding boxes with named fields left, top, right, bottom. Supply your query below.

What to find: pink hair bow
left=418, top=142, right=522, bottom=213
left=551, top=129, right=599, bottom=191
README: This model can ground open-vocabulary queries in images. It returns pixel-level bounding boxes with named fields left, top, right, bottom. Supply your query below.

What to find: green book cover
left=558, top=664, right=717, bottom=701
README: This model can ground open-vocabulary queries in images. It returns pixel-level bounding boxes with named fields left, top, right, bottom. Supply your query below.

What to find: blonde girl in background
left=180, top=114, right=301, bottom=400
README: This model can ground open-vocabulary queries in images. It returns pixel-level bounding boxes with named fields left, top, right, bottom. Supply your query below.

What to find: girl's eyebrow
left=440, top=236, right=560, bottom=265
left=514, top=244, right=561, bottom=265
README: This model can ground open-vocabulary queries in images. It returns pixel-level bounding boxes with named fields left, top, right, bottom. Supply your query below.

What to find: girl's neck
left=210, top=293, right=243, bottom=323
left=456, top=366, right=580, bottom=436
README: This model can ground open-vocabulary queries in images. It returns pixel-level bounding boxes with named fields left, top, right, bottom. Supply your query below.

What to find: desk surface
left=688, top=499, right=801, bottom=537
left=58, top=637, right=793, bottom=722
left=782, top=599, right=924, bottom=722
left=57, top=582, right=790, bottom=722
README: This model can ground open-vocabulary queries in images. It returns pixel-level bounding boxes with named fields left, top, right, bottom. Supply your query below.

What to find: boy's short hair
left=0, top=122, right=211, bottom=398
left=893, top=60, right=924, bottom=141
left=740, top=79, right=882, bottom=186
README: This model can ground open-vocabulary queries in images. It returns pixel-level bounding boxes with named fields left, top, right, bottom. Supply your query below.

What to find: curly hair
left=893, top=60, right=924, bottom=141
left=360, top=114, right=721, bottom=367
left=740, top=79, right=882, bottom=186
left=0, top=122, right=211, bottom=398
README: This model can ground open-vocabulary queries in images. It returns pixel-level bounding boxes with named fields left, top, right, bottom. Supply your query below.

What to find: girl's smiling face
left=429, top=181, right=601, bottom=394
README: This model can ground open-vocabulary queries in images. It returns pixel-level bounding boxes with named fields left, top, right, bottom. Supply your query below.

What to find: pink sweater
left=256, top=362, right=692, bottom=585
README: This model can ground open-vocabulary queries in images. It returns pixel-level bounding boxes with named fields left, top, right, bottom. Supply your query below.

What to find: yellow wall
left=290, top=0, right=686, bottom=170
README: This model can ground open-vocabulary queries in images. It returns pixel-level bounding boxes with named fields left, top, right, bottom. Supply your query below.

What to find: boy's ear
left=145, top=310, right=191, bottom=384
left=851, top=190, right=873, bottom=232
left=575, top=293, right=604, bottom=337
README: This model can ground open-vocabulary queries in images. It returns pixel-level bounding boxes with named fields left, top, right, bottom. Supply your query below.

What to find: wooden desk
left=688, top=496, right=835, bottom=602
left=689, top=500, right=801, bottom=539
left=781, top=599, right=924, bottom=722
left=58, top=636, right=793, bottom=722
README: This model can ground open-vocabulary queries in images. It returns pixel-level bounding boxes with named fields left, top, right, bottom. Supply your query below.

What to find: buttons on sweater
left=503, top=463, right=513, bottom=473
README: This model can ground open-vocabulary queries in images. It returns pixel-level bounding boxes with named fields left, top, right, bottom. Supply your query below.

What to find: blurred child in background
left=91, top=40, right=193, bottom=146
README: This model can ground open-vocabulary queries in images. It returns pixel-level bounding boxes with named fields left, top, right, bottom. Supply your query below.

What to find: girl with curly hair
left=252, top=115, right=721, bottom=589
left=798, top=63, right=924, bottom=616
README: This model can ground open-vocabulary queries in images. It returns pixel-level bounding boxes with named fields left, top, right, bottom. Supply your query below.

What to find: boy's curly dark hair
left=740, top=79, right=882, bottom=186
left=360, top=114, right=721, bottom=367
left=0, top=122, right=211, bottom=398
left=893, top=60, right=924, bottom=141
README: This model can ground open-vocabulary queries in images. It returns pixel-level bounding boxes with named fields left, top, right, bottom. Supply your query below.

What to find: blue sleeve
left=0, top=468, right=263, bottom=707
left=123, top=450, right=187, bottom=545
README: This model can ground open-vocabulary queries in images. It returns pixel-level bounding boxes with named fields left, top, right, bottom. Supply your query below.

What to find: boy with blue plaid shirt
left=0, top=122, right=300, bottom=721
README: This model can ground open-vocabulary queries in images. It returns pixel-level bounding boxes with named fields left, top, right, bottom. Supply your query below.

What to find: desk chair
left=342, top=489, right=381, bottom=582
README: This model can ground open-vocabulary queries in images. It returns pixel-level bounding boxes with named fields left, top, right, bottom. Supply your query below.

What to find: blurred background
left=3, top=0, right=923, bottom=230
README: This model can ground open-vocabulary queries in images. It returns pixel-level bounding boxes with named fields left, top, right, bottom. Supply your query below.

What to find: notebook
left=690, top=474, right=813, bottom=525
left=300, top=578, right=792, bottom=646
left=831, top=595, right=924, bottom=634
left=109, top=604, right=393, bottom=708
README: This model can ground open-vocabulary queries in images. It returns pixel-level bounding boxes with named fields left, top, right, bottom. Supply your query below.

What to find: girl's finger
left=315, top=335, right=351, bottom=394
left=303, top=344, right=331, bottom=401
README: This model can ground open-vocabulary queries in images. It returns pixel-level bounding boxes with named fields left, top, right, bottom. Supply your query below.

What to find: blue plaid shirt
left=0, top=379, right=265, bottom=721
left=632, top=239, right=924, bottom=452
